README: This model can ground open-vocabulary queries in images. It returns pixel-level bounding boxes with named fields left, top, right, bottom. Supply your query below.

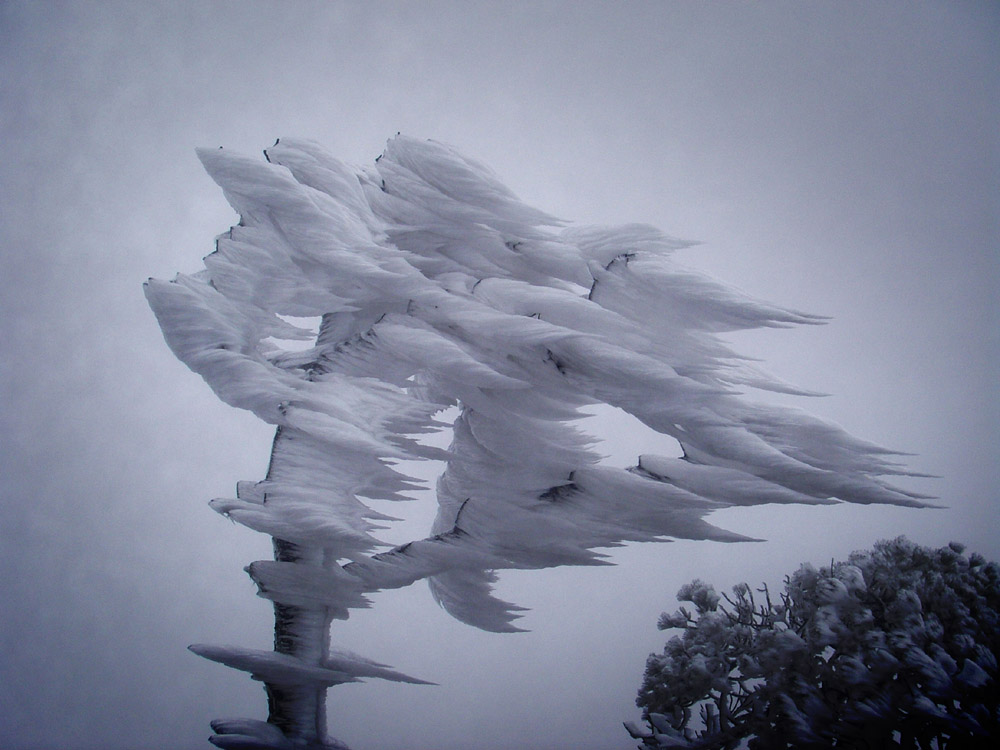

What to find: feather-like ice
left=146, top=135, right=929, bottom=748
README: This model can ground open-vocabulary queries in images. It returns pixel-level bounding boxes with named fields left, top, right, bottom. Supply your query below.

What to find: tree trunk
left=266, top=538, right=335, bottom=748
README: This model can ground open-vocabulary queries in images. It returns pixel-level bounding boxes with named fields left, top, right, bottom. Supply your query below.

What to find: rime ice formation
left=145, top=136, right=929, bottom=749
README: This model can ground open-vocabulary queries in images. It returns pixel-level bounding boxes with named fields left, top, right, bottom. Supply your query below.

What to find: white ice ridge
left=146, top=135, right=931, bottom=635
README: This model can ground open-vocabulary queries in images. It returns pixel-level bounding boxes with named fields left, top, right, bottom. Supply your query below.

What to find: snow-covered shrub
left=632, top=538, right=1000, bottom=748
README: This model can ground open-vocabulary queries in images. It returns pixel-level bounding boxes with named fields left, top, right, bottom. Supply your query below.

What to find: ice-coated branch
left=145, top=135, right=928, bottom=748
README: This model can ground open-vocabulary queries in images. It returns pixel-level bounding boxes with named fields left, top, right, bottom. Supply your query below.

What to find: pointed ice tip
left=494, top=622, right=530, bottom=633
left=702, top=526, right=765, bottom=544
left=715, top=532, right=765, bottom=544
left=802, top=312, right=832, bottom=324
left=399, top=675, right=439, bottom=686
left=195, top=145, right=238, bottom=172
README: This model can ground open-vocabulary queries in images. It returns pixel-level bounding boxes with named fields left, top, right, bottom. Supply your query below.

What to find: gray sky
left=2, top=2, right=997, bottom=748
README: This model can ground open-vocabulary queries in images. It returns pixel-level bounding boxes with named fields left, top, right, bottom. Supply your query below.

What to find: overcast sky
left=2, top=2, right=997, bottom=749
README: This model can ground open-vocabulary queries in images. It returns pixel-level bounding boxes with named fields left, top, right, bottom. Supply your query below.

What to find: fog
left=1, top=2, right=997, bottom=748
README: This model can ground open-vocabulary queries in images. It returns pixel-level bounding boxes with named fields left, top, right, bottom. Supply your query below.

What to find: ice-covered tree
left=145, top=136, right=930, bottom=749
left=630, top=537, right=999, bottom=749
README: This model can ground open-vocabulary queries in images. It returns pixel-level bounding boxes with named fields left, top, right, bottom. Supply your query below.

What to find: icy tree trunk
left=266, top=539, right=333, bottom=746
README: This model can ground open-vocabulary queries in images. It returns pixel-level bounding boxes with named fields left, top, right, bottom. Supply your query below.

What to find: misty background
left=1, top=2, right=997, bottom=749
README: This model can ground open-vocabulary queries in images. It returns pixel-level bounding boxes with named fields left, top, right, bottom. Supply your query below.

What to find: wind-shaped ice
left=145, top=136, right=929, bottom=749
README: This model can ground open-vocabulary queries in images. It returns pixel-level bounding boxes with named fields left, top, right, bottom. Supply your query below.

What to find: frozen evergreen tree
left=146, top=136, right=930, bottom=749
left=630, top=538, right=999, bottom=749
